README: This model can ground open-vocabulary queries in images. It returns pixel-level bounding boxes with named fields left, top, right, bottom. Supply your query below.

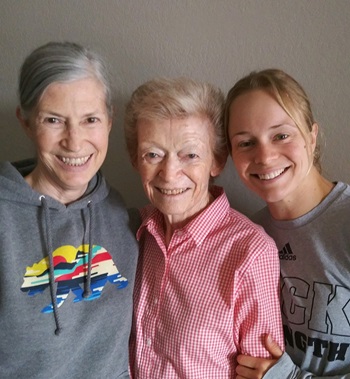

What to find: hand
left=236, top=334, right=283, bottom=379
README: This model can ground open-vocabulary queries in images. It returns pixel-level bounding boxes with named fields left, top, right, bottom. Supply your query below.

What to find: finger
left=236, top=364, right=261, bottom=379
left=265, top=335, right=283, bottom=358
left=237, top=354, right=259, bottom=368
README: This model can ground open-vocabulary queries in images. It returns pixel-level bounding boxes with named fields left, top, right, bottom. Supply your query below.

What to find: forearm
left=263, top=353, right=350, bottom=379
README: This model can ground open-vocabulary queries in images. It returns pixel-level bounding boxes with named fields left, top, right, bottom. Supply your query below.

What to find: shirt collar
left=137, top=185, right=230, bottom=246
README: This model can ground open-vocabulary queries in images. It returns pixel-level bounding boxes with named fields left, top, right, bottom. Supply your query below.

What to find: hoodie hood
left=0, top=160, right=110, bottom=210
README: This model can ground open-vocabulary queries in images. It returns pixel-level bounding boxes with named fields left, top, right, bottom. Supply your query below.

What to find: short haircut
left=18, top=41, right=113, bottom=119
left=124, top=77, right=228, bottom=168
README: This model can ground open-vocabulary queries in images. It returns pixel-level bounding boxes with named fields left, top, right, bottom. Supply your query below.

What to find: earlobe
left=210, top=160, right=225, bottom=178
left=16, top=106, right=24, bottom=124
left=310, top=123, right=319, bottom=153
left=108, top=118, right=113, bottom=132
left=16, top=107, right=32, bottom=138
left=132, top=157, right=139, bottom=171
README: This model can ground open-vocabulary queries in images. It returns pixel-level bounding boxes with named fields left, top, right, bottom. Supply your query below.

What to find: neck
left=25, top=169, right=87, bottom=205
left=163, top=192, right=214, bottom=246
left=268, top=169, right=334, bottom=220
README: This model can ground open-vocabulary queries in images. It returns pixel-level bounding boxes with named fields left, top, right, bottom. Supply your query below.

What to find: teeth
left=258, top=168, right=285, bottom=180
left=61, top=155, right=90, bottom=166
left=159, top=188, right=186, bottom=195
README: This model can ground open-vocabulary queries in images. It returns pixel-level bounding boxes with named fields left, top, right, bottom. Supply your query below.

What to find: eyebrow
left=230, top=123, right=297, bottom=138
left=37, top=110, right=102, bottom=118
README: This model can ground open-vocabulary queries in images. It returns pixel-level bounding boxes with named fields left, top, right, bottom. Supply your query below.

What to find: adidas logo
left=279, top=243, right=296, bottom=261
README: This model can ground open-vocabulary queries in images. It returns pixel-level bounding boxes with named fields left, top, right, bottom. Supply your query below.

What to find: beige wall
left=1, top=0, right=349, bottom=215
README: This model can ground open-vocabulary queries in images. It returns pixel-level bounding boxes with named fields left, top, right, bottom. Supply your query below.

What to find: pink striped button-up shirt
left=130, top=186, right=283, bottom=378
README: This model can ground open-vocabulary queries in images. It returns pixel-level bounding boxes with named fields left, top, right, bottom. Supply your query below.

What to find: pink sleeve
left=234, top=239, right=284, bottom=358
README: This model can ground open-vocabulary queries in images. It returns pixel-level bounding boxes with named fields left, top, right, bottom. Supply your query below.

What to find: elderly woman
left=124, top=77, right=284, bottom=378
left=0, top=42, right=138, bottom=378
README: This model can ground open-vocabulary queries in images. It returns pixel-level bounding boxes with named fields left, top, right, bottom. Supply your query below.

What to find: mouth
left=157, top=187, right=188, bottom=195
left=253, top=167, right=288, bottom=180
left=58, top=155, right=92, bottom=167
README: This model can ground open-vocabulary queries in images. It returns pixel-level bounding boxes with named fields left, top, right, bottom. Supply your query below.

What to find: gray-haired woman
left=125, top=77, right=284, bottom=378
left=0, top=41, right=138, bottom=379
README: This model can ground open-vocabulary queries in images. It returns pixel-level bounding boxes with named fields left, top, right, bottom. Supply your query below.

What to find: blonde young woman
left=225, top=69, right=350, bottom=379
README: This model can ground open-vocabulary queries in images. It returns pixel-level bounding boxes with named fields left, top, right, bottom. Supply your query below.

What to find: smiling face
left=19, top=77, right=112, bottom=203
left=136, top=115, right=221, bottom=229
left=228, top=89, right=317, bottom=208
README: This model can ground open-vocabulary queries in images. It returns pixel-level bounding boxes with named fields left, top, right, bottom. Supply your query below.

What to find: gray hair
left=124, top=77, right=228, bottom=168
left=18, top=41, right=113, bottom=118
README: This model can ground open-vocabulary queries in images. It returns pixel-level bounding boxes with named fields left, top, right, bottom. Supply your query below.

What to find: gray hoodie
left=0, top=160, right=139, bottom=379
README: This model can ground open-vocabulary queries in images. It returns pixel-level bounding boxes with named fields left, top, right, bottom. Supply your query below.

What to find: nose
left=254, top=143, right=277, bottom=165
left=159, top=155, right=182, bottom=181
left=61, top=123, right=82, bottom=152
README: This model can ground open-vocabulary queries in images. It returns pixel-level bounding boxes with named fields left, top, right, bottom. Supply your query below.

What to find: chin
left=262, top=192, right=287, bottom=204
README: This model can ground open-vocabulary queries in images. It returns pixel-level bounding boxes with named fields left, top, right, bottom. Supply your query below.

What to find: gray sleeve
left=263, top=353, right=350, bottom=379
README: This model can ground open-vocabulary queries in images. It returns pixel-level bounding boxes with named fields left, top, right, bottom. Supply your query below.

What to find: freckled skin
left=136, top=116, right=222, bottom=231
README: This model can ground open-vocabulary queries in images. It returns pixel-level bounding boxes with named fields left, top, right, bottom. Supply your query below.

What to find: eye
left=142, top=152, right=163, bottom=164
left=179, top=151, right=200, bottom=162
left=147, top=152, right=158, bottom=159
left=275, top=133, right=289, bottom=141
left=45, top=117, right=60, bottom=124
left=237, top=140, right=254, bottom=148
left=86, top=117, right=99, bottom=124
left=42, top=117, right=64, bottom=128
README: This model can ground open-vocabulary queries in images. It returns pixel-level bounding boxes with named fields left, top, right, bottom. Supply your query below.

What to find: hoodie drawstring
left=39, top=197, right=94, bottom=336
left=83, top=201, right=93, bottom=298
left=40, top=195, right=62, bottom=336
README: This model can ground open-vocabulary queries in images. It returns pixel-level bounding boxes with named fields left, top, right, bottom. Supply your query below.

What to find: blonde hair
left=224, top=69, right=321, bottom=172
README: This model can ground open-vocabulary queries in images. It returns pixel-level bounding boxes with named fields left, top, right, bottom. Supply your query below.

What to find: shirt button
left=154, top=298, right=158, bottom=305
left=146, top=338, right=152, bottom=346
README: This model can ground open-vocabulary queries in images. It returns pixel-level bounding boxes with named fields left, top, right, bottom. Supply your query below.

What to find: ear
left=16, top=107, right=33, bottom=139
left=131, top=154, right=139, bottom=171
left=108, top=106, right=115, bottom=133
left=107, top=118, right=112, bottom=133
left=210, top=157, right=226, bottom=178
left=309, top=123, right=319, bottom=154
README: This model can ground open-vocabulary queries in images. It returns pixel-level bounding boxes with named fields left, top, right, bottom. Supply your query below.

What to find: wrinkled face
left=136, top=116, right=221, bottom=227
left=22, top=78, right=111, bottom=198
left=228, top=89, right=316, bottom=206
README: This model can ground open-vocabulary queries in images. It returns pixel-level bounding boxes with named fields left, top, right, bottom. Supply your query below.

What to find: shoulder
left=220, top=206, right=278, bottom=257
left=335, top=181, right=350, bottom=202
left=95, top=183, right=131, bottom=222
left=251, top=206, right=270, bottom=226
left=107, top=186, right=127, bottom=205
left=228, top=206, right=271, bottom=237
